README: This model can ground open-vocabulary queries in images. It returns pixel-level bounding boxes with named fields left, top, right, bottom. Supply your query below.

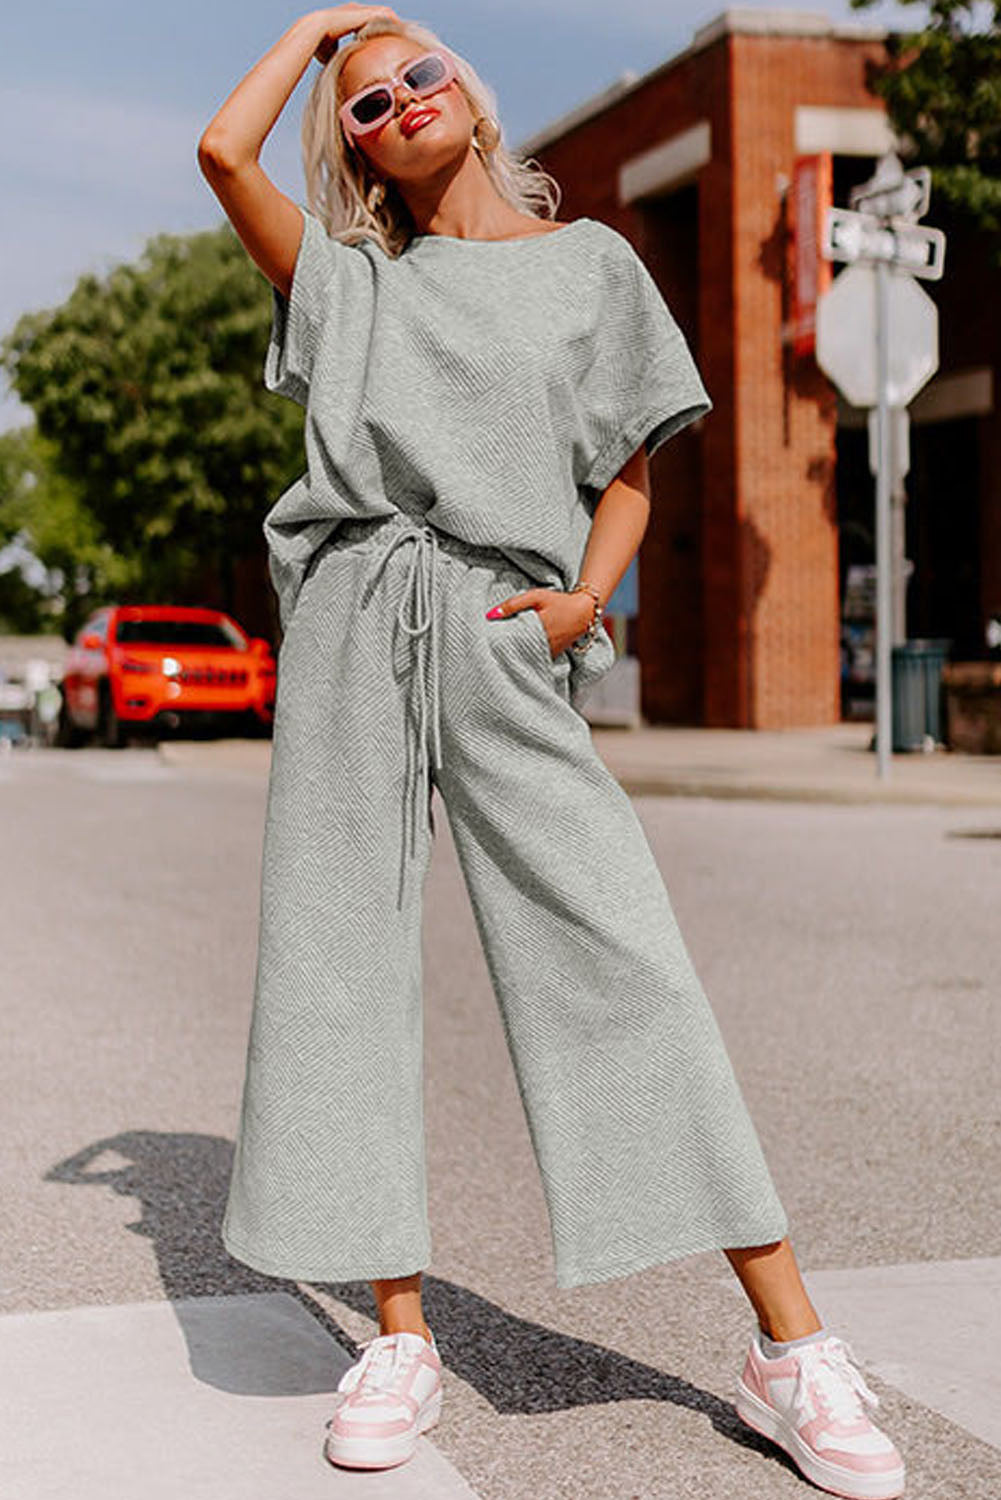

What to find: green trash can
left=891, top=638, right=952, bottom=751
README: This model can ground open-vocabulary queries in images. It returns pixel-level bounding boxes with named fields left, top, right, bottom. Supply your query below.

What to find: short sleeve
left=263, top=205, right=339, bottom=407
left=578, top=236, right=712, bottom=496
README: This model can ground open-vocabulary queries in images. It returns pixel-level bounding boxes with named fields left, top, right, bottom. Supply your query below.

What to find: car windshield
left=115, top=619, right=246, bottom=649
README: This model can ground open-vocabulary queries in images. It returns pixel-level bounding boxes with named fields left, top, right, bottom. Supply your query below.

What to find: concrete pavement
left=2, top=743, right=1000, bottom=1498
left=1, top=1293, right=478, bottom=1500
left=155, top=719, right=1001, bottom=807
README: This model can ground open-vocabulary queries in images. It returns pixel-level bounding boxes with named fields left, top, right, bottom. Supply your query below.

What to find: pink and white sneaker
left=323, top=1328, right=443, bottom=1470
left=734, top=1326, right=906, bottom=1499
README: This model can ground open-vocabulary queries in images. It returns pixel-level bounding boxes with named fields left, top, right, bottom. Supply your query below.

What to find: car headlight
left=161, top=657, right=182, bottom=677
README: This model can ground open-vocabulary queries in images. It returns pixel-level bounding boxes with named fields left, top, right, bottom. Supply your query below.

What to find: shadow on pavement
left=44, top=1129, right=799, bottom=1479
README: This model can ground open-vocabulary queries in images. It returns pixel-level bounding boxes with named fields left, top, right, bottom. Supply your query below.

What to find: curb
left=155, top=734, right=1001, bottom=809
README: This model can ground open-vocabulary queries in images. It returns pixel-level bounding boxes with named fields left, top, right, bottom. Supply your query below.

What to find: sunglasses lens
left=351, top=86, right=393, bottom=126
left=345, top=53, right=450, bottom=132
left=404, top=53, right=448, bottom=93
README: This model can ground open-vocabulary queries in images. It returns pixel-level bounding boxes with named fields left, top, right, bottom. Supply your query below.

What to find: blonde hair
left=300, top=17, right=562, bottom=258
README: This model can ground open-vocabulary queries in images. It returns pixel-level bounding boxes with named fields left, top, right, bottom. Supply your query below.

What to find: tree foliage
left=0, top=221, right=305, bottom=617
left=851, top=0, right=1001, bottom=243
left=0, top=426, right=139, bottom=635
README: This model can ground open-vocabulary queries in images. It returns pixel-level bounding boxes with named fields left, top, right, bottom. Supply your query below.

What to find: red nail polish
left=485, top=606, right=504, bottom=620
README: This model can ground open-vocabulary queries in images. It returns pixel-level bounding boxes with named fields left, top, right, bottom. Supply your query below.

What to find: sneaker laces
left=334, top=1333, right=428, bottom=1402
left=792, top=1336, right=881, bottom=1425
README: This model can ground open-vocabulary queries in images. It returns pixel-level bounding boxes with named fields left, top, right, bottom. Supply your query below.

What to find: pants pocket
left=521, top=605, right=574, bottom=685
left=521, top=604, right=554, bottom=662
left=567, top=622, right=616, bottom=708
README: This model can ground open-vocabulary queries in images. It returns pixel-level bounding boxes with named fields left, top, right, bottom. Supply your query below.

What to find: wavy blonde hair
left=300, top=16, right=562, bottom=258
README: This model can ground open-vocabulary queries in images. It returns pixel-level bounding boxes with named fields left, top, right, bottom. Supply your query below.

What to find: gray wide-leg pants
left=221, top=512, right=788, bottom=1290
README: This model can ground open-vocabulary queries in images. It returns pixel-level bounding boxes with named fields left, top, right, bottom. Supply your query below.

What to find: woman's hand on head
left=311, top=5, right=401, bottom=65
left=485, top=589, right=596, bottom=659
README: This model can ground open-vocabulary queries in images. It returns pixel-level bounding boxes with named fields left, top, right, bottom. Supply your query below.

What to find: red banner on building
left=791, top=153, right=833, bottom=357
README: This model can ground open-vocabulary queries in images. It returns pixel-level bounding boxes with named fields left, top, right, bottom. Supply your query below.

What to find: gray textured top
left=262, top=206, right=712, bottom=628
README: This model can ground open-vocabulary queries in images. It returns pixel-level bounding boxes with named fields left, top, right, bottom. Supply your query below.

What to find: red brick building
left=518, top=8, right=998, bottom=727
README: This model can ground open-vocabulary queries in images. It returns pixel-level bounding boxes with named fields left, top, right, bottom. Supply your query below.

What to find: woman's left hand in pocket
left=485, top=588, right=594, bottom=658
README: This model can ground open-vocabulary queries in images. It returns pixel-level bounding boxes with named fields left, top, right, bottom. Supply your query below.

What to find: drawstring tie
left=363, top=521, right=444, bottom=865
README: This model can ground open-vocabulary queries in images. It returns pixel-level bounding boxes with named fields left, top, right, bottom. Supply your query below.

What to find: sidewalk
left=1, top=1292, right=478, bottom=1500
left=157, top=720, right=1001, bottom=806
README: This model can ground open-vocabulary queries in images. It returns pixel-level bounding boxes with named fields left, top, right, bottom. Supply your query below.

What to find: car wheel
left=98, top=682, right=128, bottom=749
left=54, top=694, right=87, bottom=749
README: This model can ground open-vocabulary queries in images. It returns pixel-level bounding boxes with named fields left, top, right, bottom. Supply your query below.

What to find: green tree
left=851, top=0, right=1001, bottom=250
left=0, top=221, right=304, bottom=620
left=0, top=426, right=138, bottom=636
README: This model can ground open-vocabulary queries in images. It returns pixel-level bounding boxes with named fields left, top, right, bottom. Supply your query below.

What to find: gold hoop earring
left=471, top=115, right=500, bottom=153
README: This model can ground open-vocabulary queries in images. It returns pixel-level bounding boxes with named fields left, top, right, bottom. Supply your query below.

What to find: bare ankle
left=380, top=1319, right=433, bottom=1343
left=370, top=1274, right=429, bottom=1344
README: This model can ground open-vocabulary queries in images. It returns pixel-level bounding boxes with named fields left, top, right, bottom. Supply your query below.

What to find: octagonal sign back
left=815, top=263, right=939, bottom=408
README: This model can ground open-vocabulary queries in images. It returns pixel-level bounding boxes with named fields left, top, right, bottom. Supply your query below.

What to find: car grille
left=178, top=667, right=249, bottom=687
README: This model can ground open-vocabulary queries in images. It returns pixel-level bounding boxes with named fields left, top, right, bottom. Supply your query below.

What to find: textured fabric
left=260, top=207, right=712, bottom=716
left=221, top=513, right=789, bottom=1290
left=760, top=1326, right=829, bottom=1357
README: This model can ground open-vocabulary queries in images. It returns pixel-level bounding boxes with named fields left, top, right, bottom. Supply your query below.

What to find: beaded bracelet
left=567, top=578, right=604, bottom=654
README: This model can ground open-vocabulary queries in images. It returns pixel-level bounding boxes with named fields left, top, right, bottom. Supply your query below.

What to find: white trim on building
left=795, top=105, right=897, bottom=156
left=619, top=122, right=712, bottom=204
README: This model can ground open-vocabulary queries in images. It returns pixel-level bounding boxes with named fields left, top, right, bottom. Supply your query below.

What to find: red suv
left=57, top=604, right=276, bottom=747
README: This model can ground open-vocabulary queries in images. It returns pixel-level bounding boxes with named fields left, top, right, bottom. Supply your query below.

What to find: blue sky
left=2, top=0, right=914, bottom=433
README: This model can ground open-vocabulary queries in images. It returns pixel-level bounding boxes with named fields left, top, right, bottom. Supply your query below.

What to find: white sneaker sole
left=324, top=1386, right=443, bottom=1470
left=735, top=1377, right=905, bottom=1500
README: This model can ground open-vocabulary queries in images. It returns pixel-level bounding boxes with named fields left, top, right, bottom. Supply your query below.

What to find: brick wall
left=529, top=22, right=893, bottom=726
left=728, top=32, right=886, bottom=726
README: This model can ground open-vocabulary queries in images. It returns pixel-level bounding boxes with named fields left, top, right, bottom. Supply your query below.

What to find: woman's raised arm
left=197, top=6, right=397, bottom=299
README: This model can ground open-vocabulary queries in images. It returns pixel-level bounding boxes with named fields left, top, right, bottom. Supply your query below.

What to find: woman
left=198, top=10, right=905, bottom=1496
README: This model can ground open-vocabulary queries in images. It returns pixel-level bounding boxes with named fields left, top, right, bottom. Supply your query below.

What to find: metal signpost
left=815, top=152, right=946, bottom=782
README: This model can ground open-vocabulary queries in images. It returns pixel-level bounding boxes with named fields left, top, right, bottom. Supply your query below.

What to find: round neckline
left=408, top=217, right=593, bottom=246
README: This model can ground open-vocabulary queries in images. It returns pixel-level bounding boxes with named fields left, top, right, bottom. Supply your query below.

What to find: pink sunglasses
left=339, top=49, right=458, bottom=139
